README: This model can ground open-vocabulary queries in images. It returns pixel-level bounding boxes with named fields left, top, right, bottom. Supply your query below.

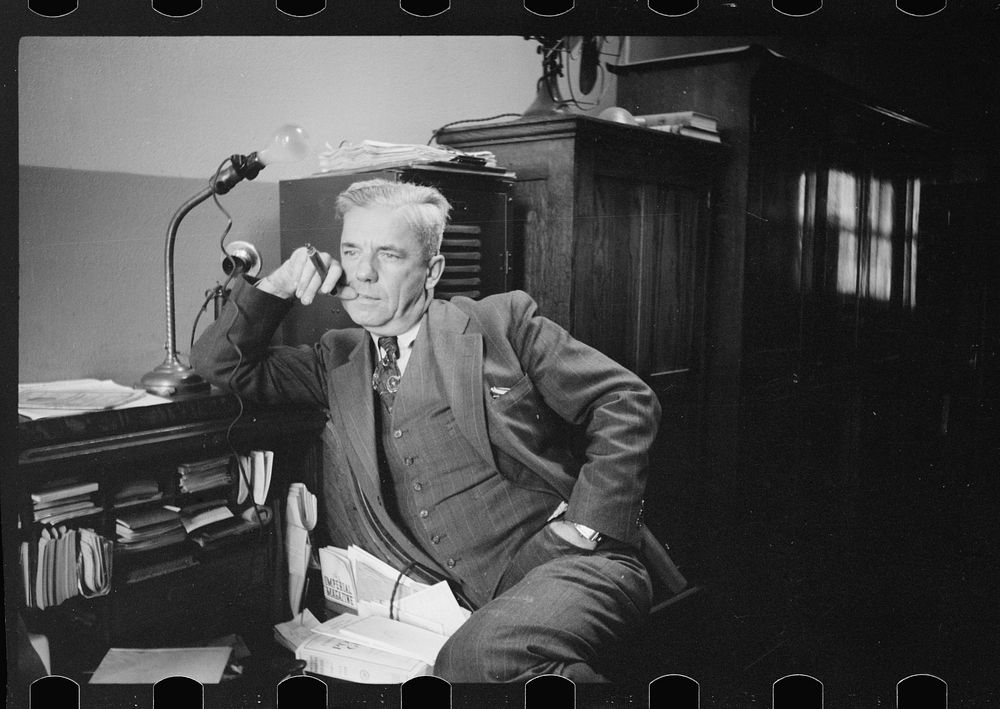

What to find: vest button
left=393, top=429, right=403, bottom=439
left=446, top=558, right=456, bottom=568
left=405, top=457, right=414, bottom=466
left=412, top=482, right=422, bottom=491
left=431, top=535, right=441, bottom=544
left=419, top=509, right=429, bottom=518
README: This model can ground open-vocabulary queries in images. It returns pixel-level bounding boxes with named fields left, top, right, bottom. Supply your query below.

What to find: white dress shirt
left=369, top=321, right=421, bottom=377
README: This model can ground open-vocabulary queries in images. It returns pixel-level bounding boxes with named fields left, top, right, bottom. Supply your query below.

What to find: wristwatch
left=570, top=522, right=602, bottom=544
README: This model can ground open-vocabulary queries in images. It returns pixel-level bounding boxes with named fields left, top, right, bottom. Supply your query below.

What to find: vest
left=374, top=335, right=557, bottom=609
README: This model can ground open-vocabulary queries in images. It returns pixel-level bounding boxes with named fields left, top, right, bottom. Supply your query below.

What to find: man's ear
left=425, top=254, right=445, bottom=289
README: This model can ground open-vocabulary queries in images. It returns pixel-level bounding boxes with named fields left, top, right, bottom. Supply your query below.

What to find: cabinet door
left=574, top=175, right=708, bottom=384
left=573, top=175, right=643, bottom=369
left=637, top=183, right=706, bottom=395
left=573, top=172, right=711, bottom=462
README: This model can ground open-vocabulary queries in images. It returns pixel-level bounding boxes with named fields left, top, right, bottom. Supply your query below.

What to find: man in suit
left=191, top=178, right=661, bottom=682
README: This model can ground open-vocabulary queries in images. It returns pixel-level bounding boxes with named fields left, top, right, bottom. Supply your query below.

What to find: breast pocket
left=488, top=373, right=535, bottom=414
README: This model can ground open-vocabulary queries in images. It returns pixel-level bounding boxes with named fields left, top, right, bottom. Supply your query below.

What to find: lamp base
left=522, top=81, right=566, bottom=117
left=141, top=357, right=211, bottom=397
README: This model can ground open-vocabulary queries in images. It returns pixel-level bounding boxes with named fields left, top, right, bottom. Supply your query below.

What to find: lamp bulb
left=257, top=124, right=311, bottom=166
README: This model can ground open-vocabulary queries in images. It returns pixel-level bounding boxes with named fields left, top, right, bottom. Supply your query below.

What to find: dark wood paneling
left=574, top=174, right=643, bottom=368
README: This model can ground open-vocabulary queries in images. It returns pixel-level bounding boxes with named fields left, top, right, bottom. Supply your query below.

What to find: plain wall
left=19, top=36, right=615, bottom=386
left=18, top=36, right=547, bottom=180
left=19, top=166, right=279, bottom=386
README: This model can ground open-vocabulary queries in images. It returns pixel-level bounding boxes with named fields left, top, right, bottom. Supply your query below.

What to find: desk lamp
left=141, top=124, right=310, bottom=397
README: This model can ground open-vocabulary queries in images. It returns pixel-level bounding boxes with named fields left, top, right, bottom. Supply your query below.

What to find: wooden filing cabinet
left=438, top=114, right=725, bottom=457
left=437, top=115, right=726, bottom=569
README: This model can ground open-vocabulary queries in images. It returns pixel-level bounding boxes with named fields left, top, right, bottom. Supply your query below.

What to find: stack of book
left=115, top=503, right=195, bottom=584
left=20, top=527, right=112, bottom=609
left=31, top=479, right=101, bottom=526
left=115, top=506, right=186, bottom=554
left=181, top=498, right=268, bottom=550
left=113, top=478, right=163, bottom=510
left=177, top=456, right=233, bottom=494
left=639, top=110, right=722, bottom=143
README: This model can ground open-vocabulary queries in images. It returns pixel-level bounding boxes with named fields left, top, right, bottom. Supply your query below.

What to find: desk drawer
left=110, top=545, right=273, bottom=644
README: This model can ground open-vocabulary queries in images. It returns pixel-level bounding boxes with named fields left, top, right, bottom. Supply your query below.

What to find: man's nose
left=354, top=254, right=377, bottom=281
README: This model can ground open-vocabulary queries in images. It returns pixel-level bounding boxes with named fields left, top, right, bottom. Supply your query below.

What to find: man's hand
left=547, top=519, right=599, bottom=550
left=257, top=246, right=353, bottom=305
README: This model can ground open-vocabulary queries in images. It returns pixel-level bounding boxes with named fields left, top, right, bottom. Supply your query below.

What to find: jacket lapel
left=328, top=335, right=380, bottom=490
left=426, top=301, right=494, bottom=467
left=327, top=300, right=492, bottom=489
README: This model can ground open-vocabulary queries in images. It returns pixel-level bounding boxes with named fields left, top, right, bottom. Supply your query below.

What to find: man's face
left=339, top=206, right=444, bottom=336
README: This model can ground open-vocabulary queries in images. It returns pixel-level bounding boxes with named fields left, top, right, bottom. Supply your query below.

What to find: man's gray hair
left=335, top=179, right=451, bottom=261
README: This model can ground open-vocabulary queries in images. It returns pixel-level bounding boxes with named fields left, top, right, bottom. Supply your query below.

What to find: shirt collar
left=368, top=319, right=422, bottom=355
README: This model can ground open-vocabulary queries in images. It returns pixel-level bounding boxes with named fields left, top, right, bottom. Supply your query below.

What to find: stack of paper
left=32, top=479, right=101, bottom=525
left=317, top=140, right=497, bottom=176
left=177, top=456, right=233, bottom=494
left=78, top=528, right=114, bottom=597
left=187, top=513, right=267, bottom=549
left=20, top=527, right=112, bottom=609
left=178, top=498, right=234, bottom=534
left=287, top=483, right=318, bottom=616
left=274, top=609, right=322, bottom=652
left=90, top=647, right=232, bottom=685
left=236, top=450, right=273, bottom=506
left=18, top=379, right=171, bottom=420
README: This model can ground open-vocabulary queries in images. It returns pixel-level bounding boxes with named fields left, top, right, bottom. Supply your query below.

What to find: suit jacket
left=192, top=279, right=664, bottom=586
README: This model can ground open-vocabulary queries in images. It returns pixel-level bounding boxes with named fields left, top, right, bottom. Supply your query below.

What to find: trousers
left=432, top=523, right=653, bottom=682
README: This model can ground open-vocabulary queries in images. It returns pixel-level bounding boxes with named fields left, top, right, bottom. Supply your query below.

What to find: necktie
left=373, top=336, right=401, bottom=403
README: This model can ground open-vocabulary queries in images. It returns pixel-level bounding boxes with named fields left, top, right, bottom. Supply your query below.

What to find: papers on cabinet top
left=18, top=379, right=170, bottom=420
left=317, top=140, right=498, bottom=175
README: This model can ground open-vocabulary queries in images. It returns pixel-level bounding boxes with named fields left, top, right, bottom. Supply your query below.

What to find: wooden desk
left=6, top=394, right=327, bottom=705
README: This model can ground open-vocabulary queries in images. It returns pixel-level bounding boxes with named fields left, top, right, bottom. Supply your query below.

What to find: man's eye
left=341, top=249, right=358, bottom=258
left=380, top=252, right=401, bottom=260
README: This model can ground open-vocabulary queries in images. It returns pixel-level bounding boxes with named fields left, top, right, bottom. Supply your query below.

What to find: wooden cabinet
left=614, top=45, right=948, bottom=456
left=7, top=397, right=326, bottom=696
left=611, top=45, right=950, bottom=584
left=438, top=115, right=724, bottom=447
